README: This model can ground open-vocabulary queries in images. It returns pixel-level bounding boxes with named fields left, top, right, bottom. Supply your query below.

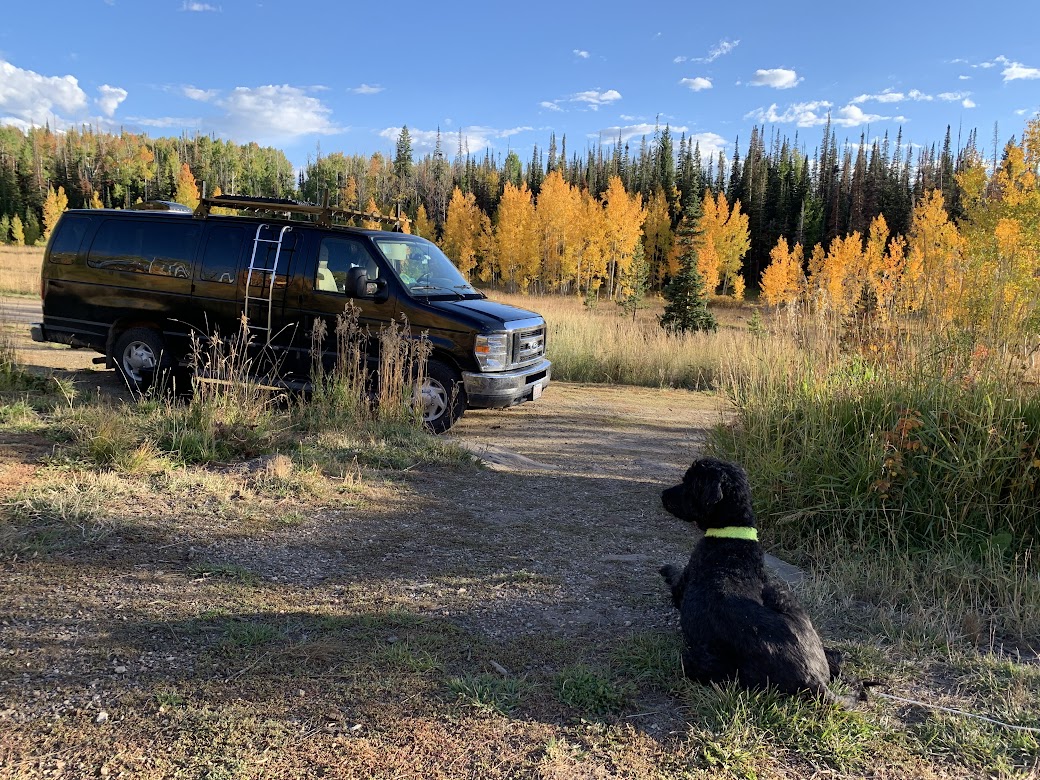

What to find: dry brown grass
left=0, top=245, right=43, bottom=296
left=487, top=291, right=758, bottom=390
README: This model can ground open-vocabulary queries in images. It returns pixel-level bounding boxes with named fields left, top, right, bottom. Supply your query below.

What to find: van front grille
left=512, top=326, right=545, bottom=367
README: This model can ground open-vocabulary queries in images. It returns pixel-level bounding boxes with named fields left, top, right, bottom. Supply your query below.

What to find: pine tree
left=659, top=199, right=717, bottom=334
left=0, top=215, right=10, bottom=244
left=23, top=209, right=41, bottom=246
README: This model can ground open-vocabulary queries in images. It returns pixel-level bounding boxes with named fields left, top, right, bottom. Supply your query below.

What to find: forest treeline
left=0, top=118, right=1037, bottom=305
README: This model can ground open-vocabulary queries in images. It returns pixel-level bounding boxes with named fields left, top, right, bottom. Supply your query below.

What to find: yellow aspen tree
left=42, top=185, right=68, bottom=240
left=11, top=214, right=25, bottom=246
left=475, top=210, right=496, bottom=285
left=413, top=204, right=436, bottom=240
left=823, top=232, right=866, bottom=316
left=89, top=190, right=104, bottom=209
left=695, top=236, right=721, bottom=294
left=760, top=237, right=804, bottom=306
left=906, top=190, right=964, bottom=323
left=601, top=176, right=646, bottom=299
left=862, top=214, right=890, bottom=317
left=697, top=190, right=750, bottom=296
left=441, top=188, right=484, bottom=279
left=494, top=182, right=539, bottom=292
left=641, top=189, right=673, bottom=288
left=341, top=176, right=359, bottom=210
left=574, top=189, right=609, bottom=296
left=534, top=171, right=579, bottom=292
left=361, top=197, right=382, bottom=229
left=174, top=163, right=200, bottom=210
left=209, top=185, right=235, bottom=215
left=876, top=235, right=908, bottom=323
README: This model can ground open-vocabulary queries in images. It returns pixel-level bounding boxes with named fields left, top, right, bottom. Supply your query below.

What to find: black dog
left=660, top=458, right=846, bottom=702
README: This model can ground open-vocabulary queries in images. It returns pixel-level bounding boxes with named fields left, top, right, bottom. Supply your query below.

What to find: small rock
left=114, top=666, right=127, bottom=674
left=95, top=711, right=109, bottom=724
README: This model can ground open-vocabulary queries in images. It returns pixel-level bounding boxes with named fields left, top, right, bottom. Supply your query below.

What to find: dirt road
left=2, top=295, right=723, bottom=479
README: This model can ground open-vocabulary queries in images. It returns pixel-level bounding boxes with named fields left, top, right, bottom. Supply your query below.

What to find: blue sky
left=2, top=1, right=1039, bottom=174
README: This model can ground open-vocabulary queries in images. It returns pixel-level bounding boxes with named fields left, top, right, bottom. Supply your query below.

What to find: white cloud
left=378, top=125, right=533, bottom=154
left=962, top=98, right=976, bottom=108
left=597, top=124, right=726, bottom=159
left=680, top=77, right=712, bottom=92
left=673, top=56, right=688, bottom=64
left=596, top=122, right=685, bottom=144
left=182, top=84, right=342, bottom=142
left=350, top=84, right=384, bottom=95
left=745, top=100, right=900, bottom=128
left=833, top=104, right=893, bottom=127
left=540, top=100, right=563, bottom=112
left=685, top=132, right=728, bottom=160
left=853, top=88, right=971, bottom=105
left=183, top=86, right=218, bottom=102
left=570, top=89, right=622, bottom=109
left=997, top=56, right=1040, bottom=81
left=959, top=75, right=971, bottom=80
left=96, top=85, right=127, bottom=117
left=745, top=101, right=831, bottom=126
left=750, top=68, right=801, bottom=89
left=0, top=59, right=88, bottom=128
left=697, top=39, right=739, bottom=63
left=128, top=115, right=202, bottom=129
left=181, top=1, right=220, bottom=10
left=573, top=49, right=589, bottom=59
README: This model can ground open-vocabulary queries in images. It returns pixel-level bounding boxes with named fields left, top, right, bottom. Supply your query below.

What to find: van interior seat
left=316, top=259, right=338, bottom=292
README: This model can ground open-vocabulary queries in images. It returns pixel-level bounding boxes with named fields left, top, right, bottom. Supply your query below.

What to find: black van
left=31, top=195, right=551, bottom=432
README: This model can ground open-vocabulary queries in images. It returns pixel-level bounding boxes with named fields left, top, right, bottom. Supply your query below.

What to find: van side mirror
left=345, top=266, right=386, bottom=299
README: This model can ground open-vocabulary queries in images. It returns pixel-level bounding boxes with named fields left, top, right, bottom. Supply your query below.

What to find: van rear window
left=87, top=219, right=201, bottom=278
left=48, top=215, right=91, bottom=265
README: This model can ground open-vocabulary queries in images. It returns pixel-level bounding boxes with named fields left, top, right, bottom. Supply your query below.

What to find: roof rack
left=193, top=193, right=412, bottom=232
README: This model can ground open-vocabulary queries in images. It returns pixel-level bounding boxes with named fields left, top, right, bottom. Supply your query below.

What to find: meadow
left=1, top=245, right=1038, bottom=777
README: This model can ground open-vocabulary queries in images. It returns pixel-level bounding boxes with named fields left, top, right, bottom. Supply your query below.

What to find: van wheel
left=418, top=360, right=465, bottom=434
left=112, top=327, right=166, bottom=393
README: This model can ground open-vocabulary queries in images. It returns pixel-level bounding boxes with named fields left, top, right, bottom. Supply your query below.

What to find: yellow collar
left=704, top=526, right=758, bottom=541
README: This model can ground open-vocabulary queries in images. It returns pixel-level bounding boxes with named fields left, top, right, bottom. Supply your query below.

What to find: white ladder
left=243, top=224, right=292, bottom=344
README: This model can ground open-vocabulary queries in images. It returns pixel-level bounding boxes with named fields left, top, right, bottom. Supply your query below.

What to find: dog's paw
left=659, top=564, right=680, bottom=585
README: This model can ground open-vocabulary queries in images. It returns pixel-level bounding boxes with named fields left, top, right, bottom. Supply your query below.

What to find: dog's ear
left=685, top=463, right=725, bottom=508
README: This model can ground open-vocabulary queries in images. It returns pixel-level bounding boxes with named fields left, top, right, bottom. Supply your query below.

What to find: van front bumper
left=462, top=358, right=551, bottom=409
left=30, top=324, right=45, bottom=343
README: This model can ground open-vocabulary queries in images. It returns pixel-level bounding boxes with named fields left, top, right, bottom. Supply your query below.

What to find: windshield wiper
left=411, top=284, right=464, bottom=300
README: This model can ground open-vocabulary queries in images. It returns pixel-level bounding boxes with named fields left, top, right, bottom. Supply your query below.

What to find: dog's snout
left=662, top=484, right=684, bottom=517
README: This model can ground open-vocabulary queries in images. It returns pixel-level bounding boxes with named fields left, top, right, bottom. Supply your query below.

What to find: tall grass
left=0, top=246, right=42, bottom=296
left=708, top=312, right=1040, bottom=641
left=490, top=292, right=748, bottom=390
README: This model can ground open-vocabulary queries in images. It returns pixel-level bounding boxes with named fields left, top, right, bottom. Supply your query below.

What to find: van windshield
left=373, top=236, right=480, bottom=298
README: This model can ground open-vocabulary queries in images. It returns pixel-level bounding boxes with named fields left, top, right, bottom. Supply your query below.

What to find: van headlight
left=474, top=333, right=509, bottom=371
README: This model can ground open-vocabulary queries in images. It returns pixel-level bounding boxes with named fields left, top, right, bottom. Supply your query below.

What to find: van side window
left=87, top=220, right=201, bottom=278
left=315, top=236, right=377, bottom=293
left=199, top=225, right=245, bottom=284
left=48, top=216, right=90, bottom=265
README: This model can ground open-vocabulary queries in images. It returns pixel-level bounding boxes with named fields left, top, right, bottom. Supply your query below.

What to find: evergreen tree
left=659, top=199, right=717, bottom=334
left=0, top=214, right=10, bottom=243
left=23, top=208, right=41, bottom=246
left=393, top=125, right=414, bottom=209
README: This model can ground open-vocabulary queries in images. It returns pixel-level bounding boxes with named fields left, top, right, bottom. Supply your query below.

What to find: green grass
left=554, top=663, right=632, bottom=717
left=447, top=673, right=530, bottom=716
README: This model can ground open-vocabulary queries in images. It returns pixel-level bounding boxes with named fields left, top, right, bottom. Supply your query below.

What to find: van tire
left=112, top=327, right=167, bottom=393
left=419, top=360, right=465, bottom=434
